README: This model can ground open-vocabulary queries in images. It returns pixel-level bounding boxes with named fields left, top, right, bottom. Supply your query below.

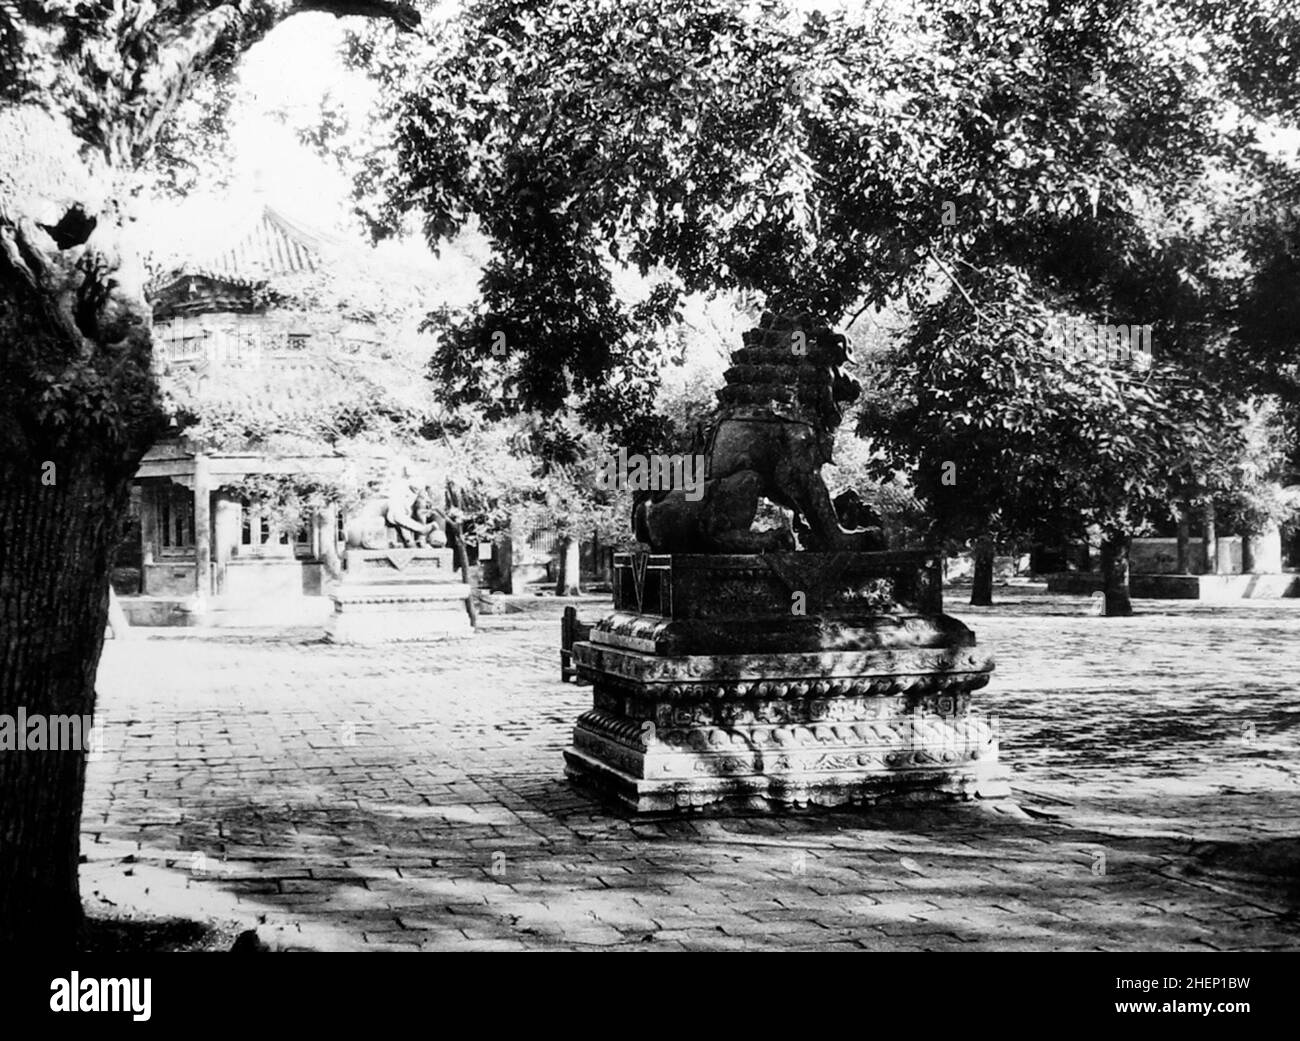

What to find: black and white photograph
left=0, top=0, right=1296, bottom=1009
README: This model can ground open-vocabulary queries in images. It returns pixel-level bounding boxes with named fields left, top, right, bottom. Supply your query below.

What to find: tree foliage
left=332, top=0, right=980, bottom=432
left=862, top=270, right=1240, bottom=547
left=850, top=0, right=1294, bottom=557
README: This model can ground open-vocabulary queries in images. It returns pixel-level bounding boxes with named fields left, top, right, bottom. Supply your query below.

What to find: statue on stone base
left=565, top=314, right=1009, bottom=812
left=345, top=462, right=447, bottom=550
left=405, top=485, right=449, bottom=549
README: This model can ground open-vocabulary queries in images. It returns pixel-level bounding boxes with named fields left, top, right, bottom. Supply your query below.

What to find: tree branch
left=134, top=1, right=420, bottom=161
left=926, top=248, right=990, bottom=324
left=296, top=1, right=421, bottom=32
left=846, top=297, right=873, bottom=328
left=127, top=6, right=247, bottom=161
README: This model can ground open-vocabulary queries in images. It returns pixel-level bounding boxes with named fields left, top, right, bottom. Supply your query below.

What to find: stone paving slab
left=82, top=591, right=1300, bottom=950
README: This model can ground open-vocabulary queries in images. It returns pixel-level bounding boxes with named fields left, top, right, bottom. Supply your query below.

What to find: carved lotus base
left=564, top=746, right=1007, bottom=814
left=564, top=642, right=1009, bottom=812
left=564, top=551, right=1010, bottom=813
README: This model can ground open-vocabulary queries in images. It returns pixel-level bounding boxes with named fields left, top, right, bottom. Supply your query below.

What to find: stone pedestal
left=564, top=551, right=1010, bottom=812
left=1244, top=527, right=1283, bottom=574
left=1216, top=536, right=1243, bottom=575
left=325, top=548, right=472, bottom=643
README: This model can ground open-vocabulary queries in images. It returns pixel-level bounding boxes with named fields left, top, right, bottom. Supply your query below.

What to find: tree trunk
left=1175, top=508, right=1190, bottom=573
left=1099, top=532, right=1134, bottom=617
left=0, top=143, right=159, bottom=950
left=556, top=535, right=582, bottom=597
left=970, top=539, right=994, bottom=606
left=315, top=508, right=343, bottom=581
left=494, top=534, right=514, bottom=593
left=448, top=519, right=478, bottom=627
left=0, top=458, right=133, bottom=951
left=442, top=480, right=478, bottom=626
left=1203, top=502, right=1217, bottom=575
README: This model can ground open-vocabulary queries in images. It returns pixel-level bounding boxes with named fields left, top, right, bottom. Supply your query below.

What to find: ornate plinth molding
left=324, top=548, right=473, bottom=643
left=563, top=551, right=1010, bottom=813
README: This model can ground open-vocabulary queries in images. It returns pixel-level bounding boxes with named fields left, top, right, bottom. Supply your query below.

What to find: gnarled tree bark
left=969, top=537, right=994, bottom=606
left=1099, top=531, right=1134, bottom=617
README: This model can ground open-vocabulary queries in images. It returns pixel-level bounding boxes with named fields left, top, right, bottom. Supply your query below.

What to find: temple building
left=117, top=201, right=439, bottom=625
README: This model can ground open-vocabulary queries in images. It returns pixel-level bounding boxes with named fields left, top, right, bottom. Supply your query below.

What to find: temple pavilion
left=121, top=201, right=439, bottom=625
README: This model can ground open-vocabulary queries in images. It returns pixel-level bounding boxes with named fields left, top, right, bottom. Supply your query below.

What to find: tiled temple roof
left=155, top=204, right=339, bottom=282
left=144, top=200, right=440, bottom=448
left=198, top=206, right=335, bottom=281
left=148, top=204, right=348, bottom=318
left=146, top=198, right=461, bottom=325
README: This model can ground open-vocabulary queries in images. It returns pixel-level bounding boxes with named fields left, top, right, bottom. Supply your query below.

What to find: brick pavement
left=81, top=589, right=1300, bottom=950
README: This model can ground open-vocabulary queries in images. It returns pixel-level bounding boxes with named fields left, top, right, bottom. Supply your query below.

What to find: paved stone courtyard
left=82, top=589, right=1300, bottom=950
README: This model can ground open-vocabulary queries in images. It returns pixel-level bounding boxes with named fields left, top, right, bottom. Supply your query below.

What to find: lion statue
left=634, top=313, right=885, bottom=553
left=346, top=461, right=446, bottom=550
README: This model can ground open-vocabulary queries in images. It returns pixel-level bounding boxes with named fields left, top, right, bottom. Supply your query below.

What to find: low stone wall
left=1046, top=572, right=1300, bottom=599
left=221, top=557, right=325, bottom=598
left=143, top=559, right=197, bottom=596
left=944, top=553, right=1028, bottom=581
left=1130, top=537, right=1205, bottom=574
left=119, top=594, right=334, bottom=627
left=1045, top=572, right=1200, bottom=598
left=1200, top=573, right=1300, bottom=599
